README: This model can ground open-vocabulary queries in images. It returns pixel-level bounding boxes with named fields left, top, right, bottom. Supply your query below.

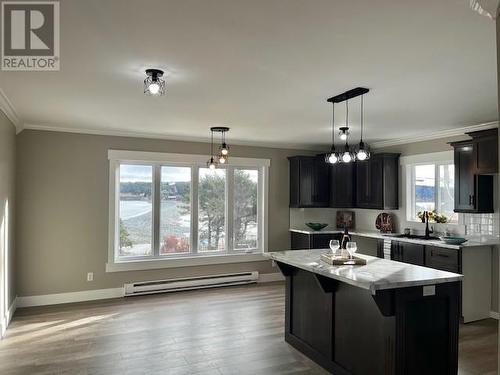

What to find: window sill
left=106, top=252, right=268, bottom=272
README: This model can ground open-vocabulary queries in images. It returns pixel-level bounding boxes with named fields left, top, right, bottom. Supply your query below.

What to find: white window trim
left=402, top=151, right=456, bottom=223
left=107, top=150, right=270, bottom=272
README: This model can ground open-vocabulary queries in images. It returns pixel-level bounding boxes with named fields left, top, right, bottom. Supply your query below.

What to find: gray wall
left=15, top=130, right=315, bottom=297
left=0, top=112, right=16, bottom=316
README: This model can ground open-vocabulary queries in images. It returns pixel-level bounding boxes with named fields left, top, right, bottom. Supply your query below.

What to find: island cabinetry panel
left=288, top=156, right=330, bottom=208
left=276, top=262, right=460, bottom=375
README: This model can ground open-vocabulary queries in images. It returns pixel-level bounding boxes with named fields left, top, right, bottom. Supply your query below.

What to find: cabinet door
left=476, top=137, right=498, bottom=174
left=454, top=144, right=476, bottom=211
left=312, top=233, right=342, bottom=249
left=399, top=242, right=425, bottom=266
left=289, top=158, right=301, bottom=207
left=356, top=157, right=384, bottom=209
left=299, top=157, right=314, bottom=207
left=312, top=157, right=330, bottom=207
left=425, top=246, right=460, bottom=273
left=330, top=162, right=356, bottom=207
left=290, top=232, right=311, bottom=250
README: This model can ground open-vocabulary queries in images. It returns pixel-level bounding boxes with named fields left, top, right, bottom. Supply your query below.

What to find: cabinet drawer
left=425, top=246, right=459, bottom=272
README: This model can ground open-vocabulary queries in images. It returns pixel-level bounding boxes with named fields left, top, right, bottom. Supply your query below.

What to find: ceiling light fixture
left=207, top=128, right=217, bottom=170
left=144, top=69, right=166, bottom=96
left=208, top=126, right=230, bottom=168
left=356, top=94, right=371, bottom=161
left=326, top=87, right=370, bottom=165
left=339, top=126, right=350, bottom=141
left=325, top=99, right=339, bottom=164
left=340, top=99, right=356, bottom=163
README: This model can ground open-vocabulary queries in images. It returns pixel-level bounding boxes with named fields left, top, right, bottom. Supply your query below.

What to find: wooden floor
left=0, top=283, right=497, bottom=375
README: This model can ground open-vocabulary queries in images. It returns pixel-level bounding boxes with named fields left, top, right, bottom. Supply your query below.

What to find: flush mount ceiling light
left=144, top=69, right=166, bottom=96
left=355, top=95, right=371, bottom=161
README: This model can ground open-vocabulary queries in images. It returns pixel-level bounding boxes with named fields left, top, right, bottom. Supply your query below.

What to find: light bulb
left=219, top=155, right=226, bottom=164
left=148, top=82, right=160, bottom=95
left=209, top=162, right=216, bottom=170
left=328, top=153, right=338, bottom=164
left=339, top=133, right=348, bottom=141
left=342, top=152, right=352, bottom=163
left=357, top=150, right=367, bottom=161
left=221, top=148, right=228, bottom=156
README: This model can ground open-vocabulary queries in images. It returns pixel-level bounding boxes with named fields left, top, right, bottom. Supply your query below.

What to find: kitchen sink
left=383, top=233, right=440, bottom=241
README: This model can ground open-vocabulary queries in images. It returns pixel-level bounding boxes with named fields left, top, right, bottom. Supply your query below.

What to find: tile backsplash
left=461, top=213, right=499, bottom=237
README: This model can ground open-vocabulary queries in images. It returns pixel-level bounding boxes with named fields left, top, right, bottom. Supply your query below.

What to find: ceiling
left=0, top=0, right=497, bottom=149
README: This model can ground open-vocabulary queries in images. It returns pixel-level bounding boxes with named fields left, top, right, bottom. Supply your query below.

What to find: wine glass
left=329, top=240, right=340, bottom=257
left=346, top=242, right=357, bottom=259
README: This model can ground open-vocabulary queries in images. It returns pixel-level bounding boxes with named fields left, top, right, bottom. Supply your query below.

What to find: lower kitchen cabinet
left=290, top=232, right=342, bottom=250
left=391, top=241, right=425, bottom=266
left=425, top=245, right=460, bottom=273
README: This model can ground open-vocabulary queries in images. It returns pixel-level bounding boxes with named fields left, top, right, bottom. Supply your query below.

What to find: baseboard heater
left=124, top=271, right=259, bottom=296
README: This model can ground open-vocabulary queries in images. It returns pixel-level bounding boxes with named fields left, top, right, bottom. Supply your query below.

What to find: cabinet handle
left=471, top=195, right=475, bottom=206
left=468, top=195, right=472, bottom=205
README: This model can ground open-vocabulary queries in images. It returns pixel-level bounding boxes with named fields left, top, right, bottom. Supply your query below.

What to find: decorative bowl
left=305, top=222, right=329, bottom=231
left=439, top=236, right=467, bottom=245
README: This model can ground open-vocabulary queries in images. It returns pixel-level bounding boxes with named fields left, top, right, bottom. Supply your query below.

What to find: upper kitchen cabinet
left=288, top=156, right=330, bottom=208
left=466, top=128, right=498, bottom=174
left=450, top=129, right=497, bottom=213
left=356, top=153, right=400, bottom=210
left=329, top=162, right=356, bottom=208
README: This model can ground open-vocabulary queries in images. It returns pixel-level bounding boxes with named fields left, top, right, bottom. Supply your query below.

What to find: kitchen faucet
left=421, top=211, right=434, bottom=239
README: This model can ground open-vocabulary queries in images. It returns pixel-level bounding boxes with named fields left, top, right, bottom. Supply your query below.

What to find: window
left=407, top=161, right=457, bottom=223
left=108, top=151, right=269, bottom=266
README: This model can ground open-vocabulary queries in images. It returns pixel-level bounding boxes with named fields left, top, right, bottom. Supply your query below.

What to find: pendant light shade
left=339, top=127, right=349, bottom=141
left=355, top=95, right=371, bottom=161
left=325, top=103, right=339, bottom=164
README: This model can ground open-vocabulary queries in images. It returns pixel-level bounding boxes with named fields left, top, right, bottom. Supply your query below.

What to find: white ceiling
left=0, top=0, right=497, bottom=149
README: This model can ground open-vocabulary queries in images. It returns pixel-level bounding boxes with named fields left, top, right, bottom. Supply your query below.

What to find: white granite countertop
left=289, top=228, right=499, bottom=250
left=265, top=249, right=463, bottom=294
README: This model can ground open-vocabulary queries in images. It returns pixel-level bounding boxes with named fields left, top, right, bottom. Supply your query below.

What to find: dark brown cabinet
left=450, top=129, right=496, bottom=213
left=288, top=156, right=330, bottom=208
left=356, top=153, right=400, bottom=210
left=290, top=231, right=342, bottom=250
left=391, top=241, right=425, bottom=266
left=329, top=162, right=356, bottom=208
left=425, top=246, right=460, bottom=273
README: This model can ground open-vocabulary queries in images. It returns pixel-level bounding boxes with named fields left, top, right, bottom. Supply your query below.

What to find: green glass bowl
left=439, top=236, right=467, bottom=245
left=305, top=222, right=329, bottom=231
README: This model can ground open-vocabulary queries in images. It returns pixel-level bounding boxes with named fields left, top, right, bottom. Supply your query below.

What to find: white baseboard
left=258, top=272, right=284, bottom=283
left=1, top=297, right=18, bottom=339
left=17, top=288, right=124, bottom=308
left=489, top=311, right=499, bottom=320
left=16, top=274, right=284, bottom=309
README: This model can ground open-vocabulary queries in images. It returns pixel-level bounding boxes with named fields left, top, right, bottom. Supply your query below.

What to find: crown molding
left=0, top=89, right=22, bottom=133
left=22, top=123, right=324, bottom=151
left=370, top=121, right=499, bottom=149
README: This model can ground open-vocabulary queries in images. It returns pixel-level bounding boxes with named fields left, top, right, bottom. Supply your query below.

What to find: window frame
left=403, top=151, right=456, bottom=223
left=107, top=150, right=270, bottom=271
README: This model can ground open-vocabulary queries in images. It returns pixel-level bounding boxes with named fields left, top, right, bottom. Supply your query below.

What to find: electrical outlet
left=87, top=272, right=94, bottom=282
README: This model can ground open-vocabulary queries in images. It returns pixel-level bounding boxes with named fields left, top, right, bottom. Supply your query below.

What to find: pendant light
left=340, top=99, right=356, bottom=163
left=356, top=95, right=370, bottom=161
left=325, top=102, right=339, bottom=164
left=207, top=129, right=217, bottom=170
left=217, top=127, right=230, bottom=164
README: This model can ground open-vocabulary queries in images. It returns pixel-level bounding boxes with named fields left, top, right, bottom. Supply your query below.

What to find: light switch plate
left=423, top=285, right=435, bottom=296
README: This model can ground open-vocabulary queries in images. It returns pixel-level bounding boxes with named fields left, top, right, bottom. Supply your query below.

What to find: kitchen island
left=265, top=249, right=464, bottom=375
